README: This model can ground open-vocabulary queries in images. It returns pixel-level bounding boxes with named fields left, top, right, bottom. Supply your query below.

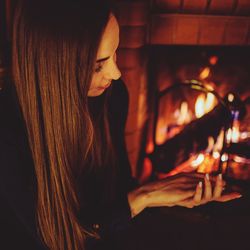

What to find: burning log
left=149, top=104, right=232, bottom=173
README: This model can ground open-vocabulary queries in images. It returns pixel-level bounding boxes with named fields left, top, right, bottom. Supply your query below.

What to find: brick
left=182, top=0, right=207, bottom=14
left=235, top=0, right=250, bottom=15
left=120, top=26, right=147, bottom=48
left=150, top=14, right=175, bottom=44
left=175, top=15, right=199, bottom=44
left=198, top=16, right=226, bottom=45
left=247, top=23, right=250, bottom=45
left=224, top=18, right=248, bottom=45
left=117, top=48, right=144, bottom=69
left=154, top=0, right=181, bottom=12
left=208, top=0, right=234, bottom=15
left=116, top=1, right=148, bottom=26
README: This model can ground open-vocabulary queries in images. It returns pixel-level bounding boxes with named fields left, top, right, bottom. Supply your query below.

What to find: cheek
left=90, top=74, right=102, bottom=89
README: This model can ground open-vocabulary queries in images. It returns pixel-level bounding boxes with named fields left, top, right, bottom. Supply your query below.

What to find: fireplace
left=140, top=45, right=250, bottom=184
left=115, top=0, right=250, bottom=183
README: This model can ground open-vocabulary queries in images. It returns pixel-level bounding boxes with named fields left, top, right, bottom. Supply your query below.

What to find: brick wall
left=116, top=1, right=149, bottom=177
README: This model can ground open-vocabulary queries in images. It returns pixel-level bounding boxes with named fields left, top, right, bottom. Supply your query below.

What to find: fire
left=199, top=67, right=210, bottom=80
left=209, top=56, right=218, bottom=65
left=195, top=93, right=216, bottom=118
left=191, top=154, right=205, bottom=167
left=195, top=94, right=206, bottom=118
left=176, top=101, right=192, bottom=125
left=156, top=118, right=167, bottom=145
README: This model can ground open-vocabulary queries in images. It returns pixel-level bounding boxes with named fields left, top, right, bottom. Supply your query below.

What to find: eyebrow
left=96, top=56, right=110, bottom=63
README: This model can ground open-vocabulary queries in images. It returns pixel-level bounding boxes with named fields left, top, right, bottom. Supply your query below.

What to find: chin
left=87, top=88, right=106, bottom=97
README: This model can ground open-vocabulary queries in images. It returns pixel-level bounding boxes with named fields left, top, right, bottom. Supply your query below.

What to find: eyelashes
left=94, top=62, right=104, bottom=73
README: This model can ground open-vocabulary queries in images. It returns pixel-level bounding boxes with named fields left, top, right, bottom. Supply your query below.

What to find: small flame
left=195, top=93, right=216, bottom=119
left=205, top=93, right=215, bottom=113
left=231, top=122, right=240, bottom=143
left=199, top=67, right=210, bottom=80
left=206, top=137, right=215, bottom=153
left=214, top=130, right=225, bottom=152
left=226, top=121, right=240, bottom=144
left=221, top=153, right=228, bottom=162
left=212, top=151, right=220, bottom=159
left=209, top=56, right=218, bottom=65
left=191, top=154, right=205, bottom=167
left=228, top=93, right=235, bottom=102
left=195, top=94, right=206, bottom=118
left=156, top=118, right=167, bottom=145
left=176, top=101, right=192, bottom=125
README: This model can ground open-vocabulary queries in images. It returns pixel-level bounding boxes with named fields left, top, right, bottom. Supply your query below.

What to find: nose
left=105, top=56, right=121, bottom=80
left=111, top=62, right=121, bottom=80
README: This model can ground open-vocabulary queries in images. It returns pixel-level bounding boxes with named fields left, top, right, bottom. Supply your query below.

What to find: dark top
left=0, top=79, right=135, bottom=250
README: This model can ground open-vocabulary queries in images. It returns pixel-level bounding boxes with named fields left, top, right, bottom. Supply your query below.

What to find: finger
left=215, top=192, right=242, bottom=202
left=204, top=174, right=212, bottom=200
left=193, top=181, right=203, bottom=204
left=213, top=174, right=223, bottom=199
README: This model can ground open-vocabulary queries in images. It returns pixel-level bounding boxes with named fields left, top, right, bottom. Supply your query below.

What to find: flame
left=205, top=93, right=215, bottom=113
left=191, top=154, right=205, bottom=167
left=195, top=93, right=216, bottom=119
left=209, top=56, right=218, bottom=65
left=214, top=130, right=225, bottom=152
left=226, top=121, right=240, bottom=144
left=195, top=94, right=206, bottom=118
left=206, top=137, right=215, bottom=153
left=231, top=123, right=240, bottom=143
left=146, top=141, right=154, bottom=154
left=176, top=101, right=192, bottom=125
left=228, top=93, right=235, bottom=102
left=199, top=67, right=210, bottom=80
left=156, top=118, right=167, bottom=145
left=221, top=153, right=228, bottom=162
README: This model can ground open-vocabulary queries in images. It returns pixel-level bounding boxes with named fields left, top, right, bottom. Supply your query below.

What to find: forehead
left=97, top=15, right=119, bottom=58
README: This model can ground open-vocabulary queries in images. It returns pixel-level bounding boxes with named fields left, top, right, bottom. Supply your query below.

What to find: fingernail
left=205, top=173, right=209, bottom=181
left=198, top=181, right=202, bottom=188
left=219, top=174, right=223, bottom=180
left=237, top=194, right=242, bottom=198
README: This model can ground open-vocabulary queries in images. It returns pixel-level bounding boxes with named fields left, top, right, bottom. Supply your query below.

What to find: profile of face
left=87, top=15, right=121, bottom=97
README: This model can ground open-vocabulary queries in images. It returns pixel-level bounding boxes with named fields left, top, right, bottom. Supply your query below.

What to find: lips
left=97, top=81, right=112, bottom=90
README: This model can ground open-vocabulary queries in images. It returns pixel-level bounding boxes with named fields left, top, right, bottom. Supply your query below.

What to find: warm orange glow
left=209, top=56, right=218, bottom=65
left=139, top=158, right=153, bottom=184
left=160, top=155, right=200, bottom=178
left=176, top=101, right=192, bottom=125
left=226, top=121, right=240, bottom=144
left=213, top=130, right=224, bottom=152
left=232, top=120, right=240, bottom=143
left=199, top=67, right=210, bottom=80
left=195, top=94, right=206, bottom=118
left=205, top=93, right=215, bottom=113
left=206, top=137, right=215, bottom=153
left=197, top=153, right=219, bottom=173
left=228, top=93, right=235, bottom=102
left=195, top=93, right=216, bottom=119
left=146, top=141, right=154, bottom=154
left=156, top=118, right=167, bottom=145
left=191, top=154, right=205, bottom=167
left=221, top=153, right=228, bottom=162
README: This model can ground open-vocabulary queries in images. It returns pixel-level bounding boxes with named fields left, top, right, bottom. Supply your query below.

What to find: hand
left=176, top=173, right=242, bottom=208
left=127, top=173, right=241, bottom=217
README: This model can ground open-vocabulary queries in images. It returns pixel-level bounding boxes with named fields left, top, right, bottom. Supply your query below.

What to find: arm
left=127, top=173, right=242, bottom=218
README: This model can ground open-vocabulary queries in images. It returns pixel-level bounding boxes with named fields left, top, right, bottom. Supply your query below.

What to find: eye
left=94, top=63, right=104, bottom=73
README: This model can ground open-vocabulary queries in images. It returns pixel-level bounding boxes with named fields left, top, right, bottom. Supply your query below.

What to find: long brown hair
left=11, top=0, right=113, bottom=249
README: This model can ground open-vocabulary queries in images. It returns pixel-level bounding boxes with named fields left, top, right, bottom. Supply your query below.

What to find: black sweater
left=0, top=79, right=134, bottom=249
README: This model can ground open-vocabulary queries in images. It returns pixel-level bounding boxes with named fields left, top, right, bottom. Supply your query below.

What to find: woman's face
left=87, top=15, right=121, bottom=97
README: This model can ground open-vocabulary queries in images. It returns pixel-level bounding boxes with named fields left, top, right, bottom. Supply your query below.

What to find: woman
left=0, top=0, right=241, bottom=249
